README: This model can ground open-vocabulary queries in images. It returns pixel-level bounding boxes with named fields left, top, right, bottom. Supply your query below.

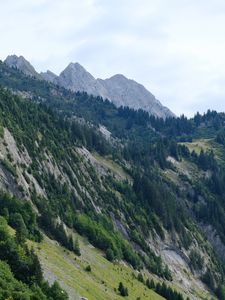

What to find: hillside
left=1, top=61, right=225, bottom=299
left=4, top=55, right=174, bottom=118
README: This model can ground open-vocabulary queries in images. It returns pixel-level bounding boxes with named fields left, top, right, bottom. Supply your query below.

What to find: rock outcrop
left=4, top=55, right=175, bottom=118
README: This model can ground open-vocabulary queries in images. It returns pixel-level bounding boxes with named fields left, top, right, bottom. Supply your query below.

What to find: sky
left=1, top=0, right=225, bottom=117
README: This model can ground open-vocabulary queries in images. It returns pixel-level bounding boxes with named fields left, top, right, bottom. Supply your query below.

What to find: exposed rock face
left=4, top=55, right=175, bottom=118
left=56, top=63, right=174, bottom=118
left=97, top=74, right=174, bottom=118
left=40, top=70, right=57, bottom=83
left=4, top=55, right=40, bottom=78
left=56, top=63, right=109, bottom=99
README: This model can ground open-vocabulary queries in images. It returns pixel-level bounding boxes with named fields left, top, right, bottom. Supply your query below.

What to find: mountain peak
left=56, top=62, right=103, bottom=96
left=68, top=62, right=84, bottom=68
left=4, top=55, right=175, bottom=118
left=57, top=63, right=174, bottom=118
left=4, top=54, right=40, bottom=78
left=63, top=62, right=91, bottom=76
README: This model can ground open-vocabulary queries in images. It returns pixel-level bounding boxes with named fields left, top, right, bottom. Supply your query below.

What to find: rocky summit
left=1, top=56, right=225, bottom=300
left=4, top=55, right=175, bottom=119
left=5, top=55, right=41, bottom=79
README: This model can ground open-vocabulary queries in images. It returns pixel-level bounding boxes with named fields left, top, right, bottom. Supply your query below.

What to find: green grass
left=30, top=233, right=165, bottom=300
left=180, top=139, right=212, bottom=155
left=93, top=152, right=132, bottom=183
left=181, top=138, right=225, bottom=167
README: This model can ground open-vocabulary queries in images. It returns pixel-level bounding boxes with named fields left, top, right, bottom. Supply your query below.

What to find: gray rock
left=40, top=70, right=58, bottom=83
left=97, top=74, right=174, bottom=118
left=57, top=63, right=175, bottom=118
left=4, top=55, right=41, bottom=79
left=4, top=55, right=175, bottom=118
left=56, top=63, right=109, bottom=99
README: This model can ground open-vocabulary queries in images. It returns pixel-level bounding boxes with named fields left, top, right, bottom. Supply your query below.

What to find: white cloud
left=1, top=0, right=225, bottom=116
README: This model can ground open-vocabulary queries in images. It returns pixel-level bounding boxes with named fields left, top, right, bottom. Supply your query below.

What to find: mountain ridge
left=4, top=54, right=175, bottom=119
left=0, top=60, right=225, bottom=299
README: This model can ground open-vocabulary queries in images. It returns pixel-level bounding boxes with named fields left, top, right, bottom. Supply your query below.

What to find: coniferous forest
left=1, top=60, right=225, bottom=299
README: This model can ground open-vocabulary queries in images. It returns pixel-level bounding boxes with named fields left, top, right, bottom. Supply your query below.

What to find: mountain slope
left=55, top=62, right=109, bottom=99
left=30, top=234, right=166, bottom=300
left=5, top=55, right=41, bottom=78
left=98, top=74, right=173, bottom=118
left=4, top=55, right=174, bottom=118
left=40, top=70, right=58, bottom=82
left=56, top=62, right=175, bottom=118
left=1, top=59, right=225, bottom=299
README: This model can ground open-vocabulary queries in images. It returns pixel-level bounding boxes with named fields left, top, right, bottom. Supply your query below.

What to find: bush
left=85, top=265, right=91, bottom=272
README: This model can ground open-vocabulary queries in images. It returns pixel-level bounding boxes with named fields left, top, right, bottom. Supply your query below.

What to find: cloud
left=1, top=0, right=225, bottom=116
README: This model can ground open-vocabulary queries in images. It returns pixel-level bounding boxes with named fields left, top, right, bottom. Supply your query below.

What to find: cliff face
left=97, top=74, right=174, bottom=118
left=56, top=63, right=175, bottom=118
left=0, top=61, right=223, bottom=299
left=5, top=55, right=175, bottom=119
left=5, top=55, right=41, bottom=79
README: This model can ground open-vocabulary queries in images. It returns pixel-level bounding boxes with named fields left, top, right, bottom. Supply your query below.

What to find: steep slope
left=4, top=55, right=174, bottom=118
left=40, top=70, right=58, bottom=82
left=56, top=62, right=174, bottom=118
left=55, top=62, right=109, bottom=99
left=30, top=234, right=166, bottom=300
left=4, top=55, right=41, bottom=78
left=0, top=84, right=219, bottom=299
left=2, top=62, right=225, bottom=298
left=98, top=74, right=174, bottom=118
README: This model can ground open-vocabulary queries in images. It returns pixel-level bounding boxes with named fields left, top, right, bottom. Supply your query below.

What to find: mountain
left=97, top=74, right=173, bottom=118
left=4, top=55, right=174, bottom=119
left=56, top=63, right=175, bottom=119
left=40, top=70, right=58, bottom=82
left=4, top=54, right=41, bottom=79
left=55, top=62, right=109, bottom=99
left=1, top=60, right=225, bottom=299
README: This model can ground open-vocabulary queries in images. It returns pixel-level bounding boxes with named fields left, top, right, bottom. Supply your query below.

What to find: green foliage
left=106, top=247, right=115, bottom=261
left=0, top=191, right=42, bottom=242
left=1, top=158, right=17, bottom=177
left=15, top=213, right=28, bottom=244
left=216, top=284, right=225, bottom=300
left=146, top=278, right=155, bottom=289
left=42, top=281, right=69, bottom=300
left=0, top=216, right=68, bottom=299
left=118, top=282, right=128, bottom=297
left=85, top=265, right=92, bottom=272
left=189, top=249, right=204, bottom=271
left=74, top=213, right=141, bottom=269
left=1, top=64, right=225, bottom=294
left=155, top=282, right=185, bottom=300
left=73, top=237, right=81, bottom=256
left=0, top=260, right=39, bottom=300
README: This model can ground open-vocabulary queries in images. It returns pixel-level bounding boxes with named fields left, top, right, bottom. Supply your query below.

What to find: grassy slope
left=30, top=233, right=165, bottom=300
left=181, top=138, right=225, bottom=167
left=93, top=152, right=132, bottom=182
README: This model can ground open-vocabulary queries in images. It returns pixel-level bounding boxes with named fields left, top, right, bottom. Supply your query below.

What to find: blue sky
left=1, top=0, right=225, bottom=117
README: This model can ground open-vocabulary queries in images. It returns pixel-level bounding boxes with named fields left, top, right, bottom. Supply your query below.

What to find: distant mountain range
left=4, top=55, right=175, bottom=119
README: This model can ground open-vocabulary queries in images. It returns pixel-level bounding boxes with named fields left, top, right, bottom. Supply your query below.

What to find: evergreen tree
left=118, top=282, right=128, bottom=297
left=74, top=238, right=81, bottom=256
left=15, top=214, right=28, bottom=244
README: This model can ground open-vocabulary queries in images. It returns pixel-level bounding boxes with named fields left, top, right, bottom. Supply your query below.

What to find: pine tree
left=15, top=214, right=28, bottom=244
left=118, top=282, right=128, bottom=297
left=74, top=238, right=81, bottom=256
left=30, top=247, right=43, bottom=284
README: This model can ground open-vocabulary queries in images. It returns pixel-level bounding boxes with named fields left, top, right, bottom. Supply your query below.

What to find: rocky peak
left=40, top=70, right=58, bottom=83
left=4, top=55, right=175, bottom=118
left=56, top=62, right=109, bottom=98
left=4, top=55, right=40, bottom=78
left=57, top=64, right=174, bottom=118
left=98, top=74, right=175, bottom=119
